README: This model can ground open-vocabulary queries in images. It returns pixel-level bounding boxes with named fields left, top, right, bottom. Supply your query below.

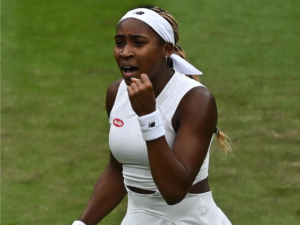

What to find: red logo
left=113, top=118, right=124, bottom=127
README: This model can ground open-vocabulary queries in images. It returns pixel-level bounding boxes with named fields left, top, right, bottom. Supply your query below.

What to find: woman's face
left=114, top=18, right=168, bottom=85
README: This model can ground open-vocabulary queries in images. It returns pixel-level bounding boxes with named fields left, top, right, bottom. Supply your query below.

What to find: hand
left=127, top=73, right=156, bottom=117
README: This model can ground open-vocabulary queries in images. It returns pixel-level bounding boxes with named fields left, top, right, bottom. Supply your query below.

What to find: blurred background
left=2, top=0, right=300, bottom=224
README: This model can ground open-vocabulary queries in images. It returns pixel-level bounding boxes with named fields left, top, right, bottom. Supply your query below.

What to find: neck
left=151, top=67, right=174, bottom=98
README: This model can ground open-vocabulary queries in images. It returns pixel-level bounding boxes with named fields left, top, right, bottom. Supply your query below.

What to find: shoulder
left=175, top=85, right=217, bottom=134
left=182, top=86, right=216, bottom=110
left=106, top=78, right=123, bottom=117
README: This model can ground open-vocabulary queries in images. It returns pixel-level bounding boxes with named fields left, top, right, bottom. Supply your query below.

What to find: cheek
left=113, top=48, right=118, bottom=59
left=141, top=46, right=163, bottom=62
left=145, top=48, right=164, bottom=64
left=114, top=51, right=121, bottom=64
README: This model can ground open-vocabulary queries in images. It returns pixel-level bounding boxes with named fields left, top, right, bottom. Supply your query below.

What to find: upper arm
left=171, top=86, right=217, bottom=185
left=106, top=78, right=123, bottom=117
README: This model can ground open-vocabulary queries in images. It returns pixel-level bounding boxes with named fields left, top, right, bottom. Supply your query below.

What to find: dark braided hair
left=148, top=6, right=200, bottom=81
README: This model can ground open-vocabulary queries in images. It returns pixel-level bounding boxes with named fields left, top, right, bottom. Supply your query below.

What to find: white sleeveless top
left=109, top=71, right=212, bottom=192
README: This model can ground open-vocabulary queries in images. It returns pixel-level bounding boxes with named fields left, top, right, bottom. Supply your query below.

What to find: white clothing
left=108, top=70, right=231, bottom=224
left=122, top=188, right=231, bottom=225
left=119, top=8, right=175, bottom=44
left=109, top=71, right=211, bottom=193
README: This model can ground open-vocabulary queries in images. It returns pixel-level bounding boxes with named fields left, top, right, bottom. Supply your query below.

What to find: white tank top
left=109, top=71, right=213, bottom=192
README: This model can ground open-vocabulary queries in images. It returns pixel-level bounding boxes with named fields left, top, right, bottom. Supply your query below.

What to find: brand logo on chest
left=113, top=118, right=124, bottom=127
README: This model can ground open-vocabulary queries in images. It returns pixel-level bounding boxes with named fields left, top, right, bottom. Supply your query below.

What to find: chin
left=123, top=79, right=131, bottom=86
left=122, top=76, right=134, bottom=86
left=121, top=73, right=143, bottom=86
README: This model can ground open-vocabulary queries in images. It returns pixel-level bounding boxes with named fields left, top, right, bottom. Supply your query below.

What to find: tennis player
left=72, top=6, right=232, bottom=225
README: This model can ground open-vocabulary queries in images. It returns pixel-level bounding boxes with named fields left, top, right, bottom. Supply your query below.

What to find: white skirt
left=121, top=188, right=232, bottom=225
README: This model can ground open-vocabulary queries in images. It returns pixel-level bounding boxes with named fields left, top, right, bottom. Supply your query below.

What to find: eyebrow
left=114, top=34, right=148, bottom=39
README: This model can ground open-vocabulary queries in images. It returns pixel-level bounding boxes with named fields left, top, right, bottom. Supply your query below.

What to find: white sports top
left=109, top=71, right=213, bottom=192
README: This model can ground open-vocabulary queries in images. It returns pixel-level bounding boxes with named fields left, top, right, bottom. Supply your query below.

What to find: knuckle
left=145, top=83, right=152, bottom=89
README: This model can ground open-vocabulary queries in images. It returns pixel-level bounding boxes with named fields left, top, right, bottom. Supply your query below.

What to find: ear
left=163, top=42, right=174, bottom=57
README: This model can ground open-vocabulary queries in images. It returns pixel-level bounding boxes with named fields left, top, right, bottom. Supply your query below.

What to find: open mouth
left=122, top=67, right=138, bottom=75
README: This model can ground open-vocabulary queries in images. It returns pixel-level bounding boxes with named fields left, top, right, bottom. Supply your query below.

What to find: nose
left=120, top=44, right=133, bottom=58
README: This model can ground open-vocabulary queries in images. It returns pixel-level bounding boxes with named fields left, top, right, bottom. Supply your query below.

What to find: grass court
left=2, top=0, right=300, bottom=224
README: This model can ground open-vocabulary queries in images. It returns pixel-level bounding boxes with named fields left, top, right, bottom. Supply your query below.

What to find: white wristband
left=137, top=110, right=165, bottom=141
left=72, top=220, right=86, bottom=225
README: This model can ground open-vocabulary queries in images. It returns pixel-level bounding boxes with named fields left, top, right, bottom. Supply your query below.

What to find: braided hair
left=133, top=5, right=232, bottom=153
left=147, top=6, right=200, bottom=81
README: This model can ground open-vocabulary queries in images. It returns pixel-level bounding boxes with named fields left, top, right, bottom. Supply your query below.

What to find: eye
left=115, top=41, right=124, bottom=46
left=135, top=41, right=146, bottom=45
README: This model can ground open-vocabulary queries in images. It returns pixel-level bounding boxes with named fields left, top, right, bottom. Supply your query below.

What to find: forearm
left=146, top=137, right=192, bottom=204
left=78, top=164, right=127, bottom=225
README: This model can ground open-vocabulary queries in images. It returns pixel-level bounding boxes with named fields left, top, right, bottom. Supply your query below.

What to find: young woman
left=72, top=6, right=232, bottom=225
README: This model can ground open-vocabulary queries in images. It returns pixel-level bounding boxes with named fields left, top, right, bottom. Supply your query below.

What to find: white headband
left=118, top=8, right=203, bottom=75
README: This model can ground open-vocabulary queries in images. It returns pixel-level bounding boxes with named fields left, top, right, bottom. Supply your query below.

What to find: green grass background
left=2, top=0, right=300, bottom=224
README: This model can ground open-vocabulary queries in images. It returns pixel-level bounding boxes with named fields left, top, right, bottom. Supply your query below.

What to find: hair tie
left=215, top=128, right=220, bottom=135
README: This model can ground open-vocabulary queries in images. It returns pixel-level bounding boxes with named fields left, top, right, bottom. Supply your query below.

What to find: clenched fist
left=127, top=73, right=156, bottom=117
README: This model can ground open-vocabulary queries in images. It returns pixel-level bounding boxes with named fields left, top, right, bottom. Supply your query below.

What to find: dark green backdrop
left=2, top=0, right=300, bottom=224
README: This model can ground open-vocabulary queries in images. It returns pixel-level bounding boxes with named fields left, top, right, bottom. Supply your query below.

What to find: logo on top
left=134, top=11, right=144, bottom=15
left=113, top=118, right=124, bottom=127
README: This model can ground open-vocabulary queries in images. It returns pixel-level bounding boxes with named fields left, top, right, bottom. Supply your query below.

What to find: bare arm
left=78, top=152, right=127, bottom=225
left=128, top=74, right=217, bottom=205
left=77, top=79, right=126, bottom=225
left=146, top=87, right=217, bottom=205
